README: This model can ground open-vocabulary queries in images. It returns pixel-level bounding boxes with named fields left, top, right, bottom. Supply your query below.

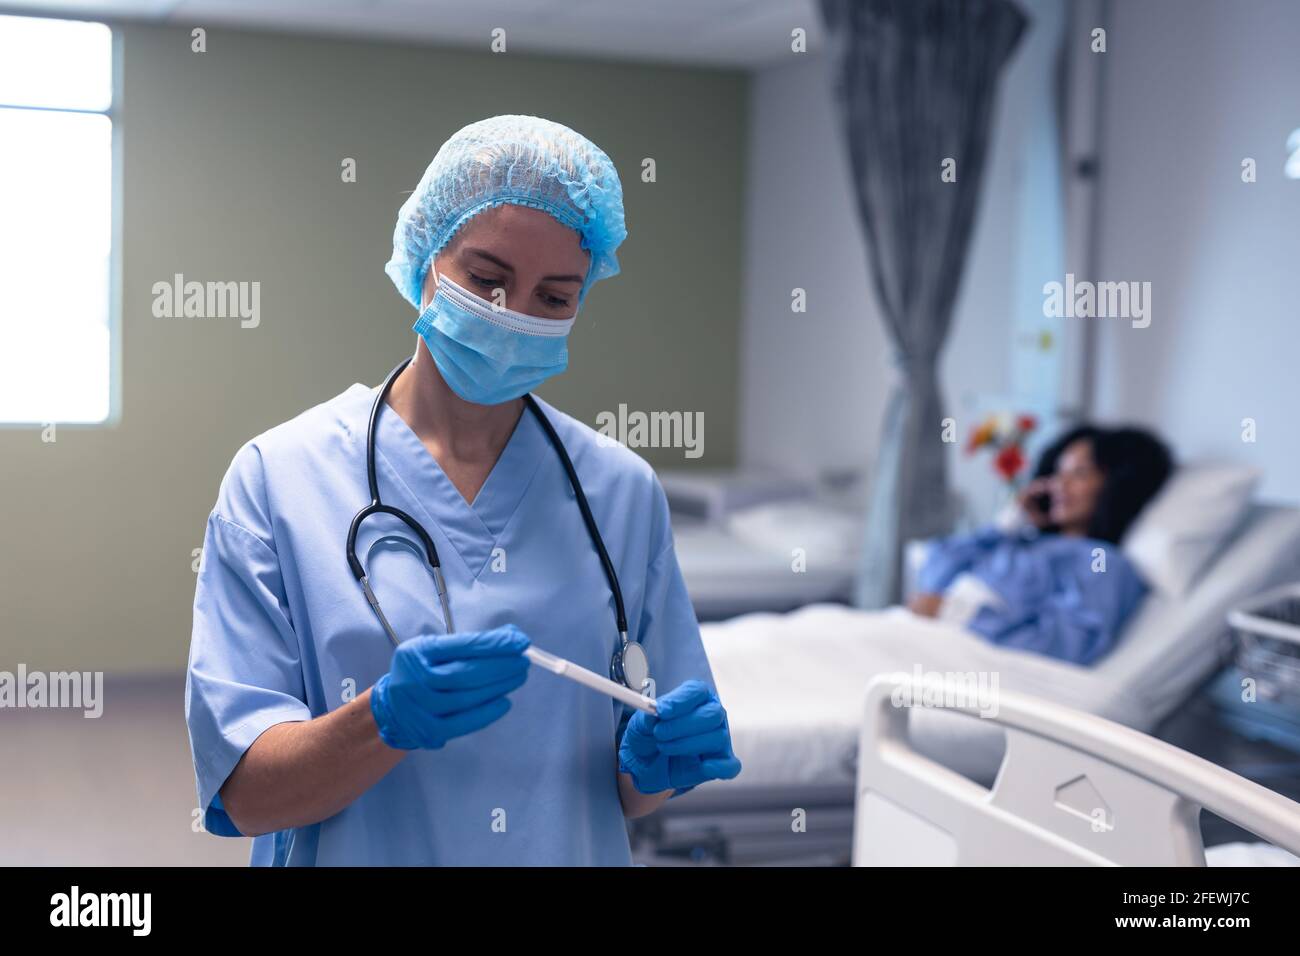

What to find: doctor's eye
left=541, top=292, right=571, bottom=309
left=467, top=271, right=503, bottom=291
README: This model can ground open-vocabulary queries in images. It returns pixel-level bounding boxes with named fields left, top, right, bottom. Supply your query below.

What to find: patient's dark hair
left=1032, top=424, right=1174, bottom=544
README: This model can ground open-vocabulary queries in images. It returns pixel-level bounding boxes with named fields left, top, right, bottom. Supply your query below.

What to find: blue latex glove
left=370, top=625, right=531, bottom=750
left=618, top=680, right=742, bottom=794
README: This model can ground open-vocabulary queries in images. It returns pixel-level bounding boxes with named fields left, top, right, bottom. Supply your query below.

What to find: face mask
left=413, top=272, right=576, bottom=405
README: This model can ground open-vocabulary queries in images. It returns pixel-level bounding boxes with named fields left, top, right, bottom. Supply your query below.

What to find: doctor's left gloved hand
left=618, top=680, right=742, bottom=795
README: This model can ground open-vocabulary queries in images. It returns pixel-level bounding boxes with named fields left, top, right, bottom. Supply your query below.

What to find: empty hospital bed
left=671, top=520, right=857, bottom=620
left=630, top=504, right=1300, bottom=865
left=854, top=672, right=1300, bottom=865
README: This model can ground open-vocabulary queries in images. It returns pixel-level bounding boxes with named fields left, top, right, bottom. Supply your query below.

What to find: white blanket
left=703, top=603, right=1107, bottom=788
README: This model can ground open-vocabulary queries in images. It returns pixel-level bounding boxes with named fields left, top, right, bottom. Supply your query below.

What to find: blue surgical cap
left=385, top=114, right=627, bottom=311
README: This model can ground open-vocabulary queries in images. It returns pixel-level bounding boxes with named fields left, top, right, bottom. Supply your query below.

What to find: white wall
left=736, top=52, right=892, bottom=482
left=739, top=1, right=1064, bottom=517
left=1092, top=0, right=1300, bottom=502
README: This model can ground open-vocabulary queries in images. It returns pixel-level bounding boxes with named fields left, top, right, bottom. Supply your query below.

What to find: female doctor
left=185, top=115, right=740, bottom=866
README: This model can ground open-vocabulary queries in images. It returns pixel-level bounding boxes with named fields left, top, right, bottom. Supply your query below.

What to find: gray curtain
left=818, top=0, right=1027, bottom=606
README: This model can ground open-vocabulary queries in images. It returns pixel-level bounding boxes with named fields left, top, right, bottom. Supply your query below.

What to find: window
left=0, top=15, right=114, bottom=424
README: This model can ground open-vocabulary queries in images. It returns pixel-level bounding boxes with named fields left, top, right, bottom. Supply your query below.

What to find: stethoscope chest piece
left=611, top=635, right=650, bottom=695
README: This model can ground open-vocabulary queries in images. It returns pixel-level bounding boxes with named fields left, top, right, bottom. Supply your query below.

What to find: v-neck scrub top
left=185, top=383, right=715, bottom=866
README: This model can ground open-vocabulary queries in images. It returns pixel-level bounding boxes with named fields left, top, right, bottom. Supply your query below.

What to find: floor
left=1156, top=676, right=1300, bottom=846
left=2, top=671, right=1296, bottom=866
left=0, top=674, right=250, bottom=866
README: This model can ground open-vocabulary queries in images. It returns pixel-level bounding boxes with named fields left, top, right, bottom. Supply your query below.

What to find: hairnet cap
left=385, top=114, right=627, bottom=311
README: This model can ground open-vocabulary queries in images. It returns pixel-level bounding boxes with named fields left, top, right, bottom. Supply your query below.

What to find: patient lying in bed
left=908, top=425, right=1172, bottom=665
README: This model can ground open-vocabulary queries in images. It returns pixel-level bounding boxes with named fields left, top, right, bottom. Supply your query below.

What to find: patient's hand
left=907, top=593, right=943, bottom=618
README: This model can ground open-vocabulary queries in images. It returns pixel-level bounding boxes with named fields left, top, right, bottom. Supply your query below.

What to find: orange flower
left=967, top=416, right=999, bottom=454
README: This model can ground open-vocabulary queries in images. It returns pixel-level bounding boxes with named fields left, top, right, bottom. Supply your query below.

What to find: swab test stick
left=525, top=646, right=658, bottom=714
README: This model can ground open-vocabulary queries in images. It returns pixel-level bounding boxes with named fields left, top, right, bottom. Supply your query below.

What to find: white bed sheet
left=706, top=604, right=1086, bottom=788
left=702, top=505, right=1300, bottom=791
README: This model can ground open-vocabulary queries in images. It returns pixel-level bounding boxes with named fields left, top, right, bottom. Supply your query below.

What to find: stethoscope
left=345, top=357, right=650, bottom=693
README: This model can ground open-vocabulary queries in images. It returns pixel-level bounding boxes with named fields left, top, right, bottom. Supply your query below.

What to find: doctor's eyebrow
left=461, top=247, right=584, bottom=284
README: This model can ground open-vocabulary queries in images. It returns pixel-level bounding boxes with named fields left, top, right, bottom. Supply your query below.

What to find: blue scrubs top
left=185, top=383, right=715, bottom=866
left=917, top=525, right=1148, bottom=666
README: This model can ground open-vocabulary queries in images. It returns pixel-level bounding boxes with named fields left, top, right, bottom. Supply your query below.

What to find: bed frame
left=629, top=781, right=855, bottom=866
left=855, top=672, right=1300, bottom=864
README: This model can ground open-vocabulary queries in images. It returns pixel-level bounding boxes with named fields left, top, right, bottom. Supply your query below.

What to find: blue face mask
left=413, top=272, right=576, bottom=405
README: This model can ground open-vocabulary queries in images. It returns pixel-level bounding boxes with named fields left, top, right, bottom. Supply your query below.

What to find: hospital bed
left=630, top=504, right=1300, bottom=865
left=663, top=471, right=867, bottom=620
left=671, top=518, right=858, bottom=620
left=853, top=672, right=1300, bottom=865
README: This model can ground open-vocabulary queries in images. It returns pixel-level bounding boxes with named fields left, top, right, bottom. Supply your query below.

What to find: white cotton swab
left=524, top=646, right=658, bottom=715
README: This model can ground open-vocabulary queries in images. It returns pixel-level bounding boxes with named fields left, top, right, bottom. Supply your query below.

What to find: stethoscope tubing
left=347, top=357, right=635, bottom=682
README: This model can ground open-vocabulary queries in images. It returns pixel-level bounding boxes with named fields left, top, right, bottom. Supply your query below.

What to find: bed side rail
left=853, top=672, right=1300, bottom=866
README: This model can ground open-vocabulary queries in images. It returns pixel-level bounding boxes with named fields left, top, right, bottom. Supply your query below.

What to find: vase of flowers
left=966, top=413, right=1038, bottom=519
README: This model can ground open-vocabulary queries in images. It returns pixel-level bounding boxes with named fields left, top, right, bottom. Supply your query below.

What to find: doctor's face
left=1048, top=439, right=1105, bottom=533
left=421, top=204, right=591, bottom=319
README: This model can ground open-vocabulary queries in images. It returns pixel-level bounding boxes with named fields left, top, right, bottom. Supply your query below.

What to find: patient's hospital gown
left=916, top=525, right=1147, bottom=665
left=185, top=383, right=715, bottom=866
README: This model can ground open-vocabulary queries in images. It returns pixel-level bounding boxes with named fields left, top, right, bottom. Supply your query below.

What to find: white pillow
left=1122, top=463, right=1261, bottom=597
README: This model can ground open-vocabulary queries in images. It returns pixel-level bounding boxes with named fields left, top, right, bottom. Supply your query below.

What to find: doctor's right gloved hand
left=369, top=625, right=531, bottom=750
